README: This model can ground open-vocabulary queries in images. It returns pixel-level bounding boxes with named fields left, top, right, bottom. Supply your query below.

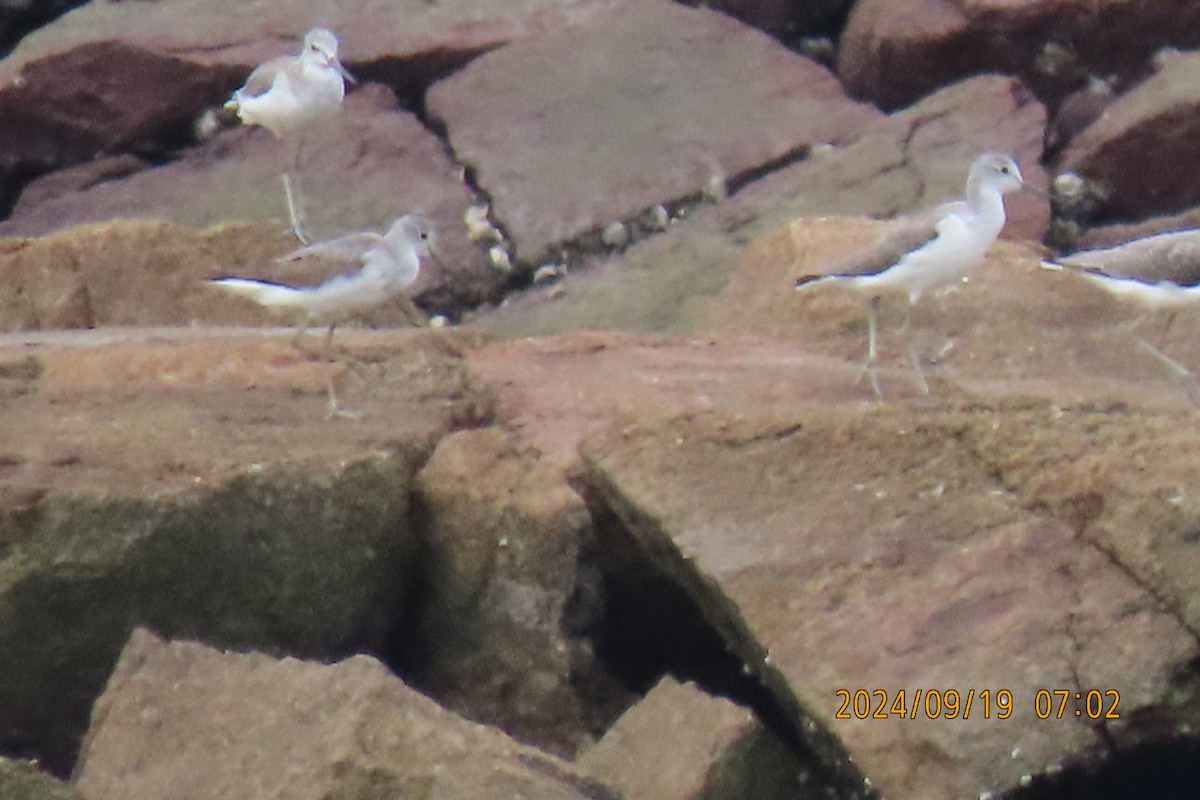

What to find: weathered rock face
left=578, top=677, right=806, bottom=800
left=1061, top=50, right=1200, bottom=221
left=0, top=327, right=492, bottom=774
left=576, top=401, right=1200, bottom=799
left=406, top=427, right=625, bottom=756
left=426, top=0, right=881, bottom=270
left=1, top=88, right=497, bottom=315
left=73, top=628, right=617, bottom=800
left=473, top=73, right=1047, bottom=339
left=836, top=0, right=1200, bottom=110
left=0, top=757, right=82, bottom=800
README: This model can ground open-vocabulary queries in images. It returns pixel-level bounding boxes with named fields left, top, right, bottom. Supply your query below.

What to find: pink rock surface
left=837, top=0, right=1200, bottom=110
left=426, top=0, right=880, bottom=267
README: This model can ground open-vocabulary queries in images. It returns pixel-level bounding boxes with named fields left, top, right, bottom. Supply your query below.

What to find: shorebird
left=795, top=152, right=1030, bottom=396
left=1044, top=228, right=1200, bottom=378
left=211, top=215, right=434, bottom=347
left=224, top=28, right=355, bottom=244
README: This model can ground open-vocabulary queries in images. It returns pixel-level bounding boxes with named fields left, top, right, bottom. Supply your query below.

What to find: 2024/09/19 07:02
left=834, top=689, right=1121, bottom=721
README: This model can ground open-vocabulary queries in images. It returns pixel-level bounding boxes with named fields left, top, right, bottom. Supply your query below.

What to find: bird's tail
left=210, top=278, right=304, bottom=310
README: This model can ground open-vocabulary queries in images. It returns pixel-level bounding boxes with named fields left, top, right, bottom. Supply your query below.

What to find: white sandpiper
left=795, top=152, right=1029, bottom=397
left=211, top=215, right=435, bottom=347
left=1044, top=228, right=1200, bottom=378
left=224, top=28, right=355, bottom=244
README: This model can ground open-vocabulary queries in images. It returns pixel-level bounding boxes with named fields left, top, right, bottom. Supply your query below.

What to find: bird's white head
left=971, top=152, right=1025, bottom=196
left=387, top=215, right=436, bottom=256
left=303, top=28, right=355, bottom=83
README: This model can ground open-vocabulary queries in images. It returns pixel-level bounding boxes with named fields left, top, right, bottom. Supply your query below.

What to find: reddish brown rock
left=0, top=326, right=491, bottom=774
left=425, top=0, right=881, bottom=269
left=836, top=0, right=1200, bottom=110
left=577, top=403, right=1198, bottom=800
left=471, top=74, right=1048, bottom=339
left=74, top=628, right=616, bottom=800
left=1061, top=50, right=1200, bottom=220
left=579, top=677, right=804, bottom=800
left=408, top=427, right=624, bottom=756
left=1, top=89, right=496, bottom=315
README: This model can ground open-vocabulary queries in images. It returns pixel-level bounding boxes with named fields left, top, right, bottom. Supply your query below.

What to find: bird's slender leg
left=282, top=137, right=311, bottom=245
left=1155, top=310, right=1178, bottom=352
left=854, top=295, right=883, bottom=398
left=1136, top=337, right=1193, bottom=380
left=324, top=322, right=337, bottom=350
left=282, top=173, right=310, bottom=246
left=898, top=302, right=930, bottom=396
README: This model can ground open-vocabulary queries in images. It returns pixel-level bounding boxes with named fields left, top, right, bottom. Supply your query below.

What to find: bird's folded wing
left=233, top=56, right=291, bottom=101
left=796, top=214, right=940, bottom=285
left=1060, top=229, right=1200, bottom=287
left=216, top=232, right=383, bottom=289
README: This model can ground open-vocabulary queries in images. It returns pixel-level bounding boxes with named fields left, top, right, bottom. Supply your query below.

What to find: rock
left=406, top=427, right=622, bottom=756
left=1, top=89, right=496, bottom=315
left=836, top=0, right=1200, bottom=110
left=576, top=402, right=1200, bottom=800
left=470, top=74, right=1048, bottom=338
left=74, top=628, right=620, bottom=800
left=0, top=326, right=492, bottom=775
left=0, top=0, right=582, bottom=178
left=698, top=0, right=851, bottom=36
left=1076, top=206, right=1200, bottom=251
left=0, top=41, right=240, bottom=192
left=1061, top=50, right=1200, bottom=219
left=0, top=758, right=83, bottom=800
left=0, top=219, right=294, bottom=330
left=578, top=677, right=803, bottom=800
left=425, top=0, right=881, bottom=269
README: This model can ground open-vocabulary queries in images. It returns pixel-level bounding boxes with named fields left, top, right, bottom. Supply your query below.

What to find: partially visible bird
left=795, top=152, right=1031, bottom=396
left=224, top=28, right=355, bottom=244
left=211, top=215, right=435, bottom=348
left=1044, top=228, right=1200, bottom=377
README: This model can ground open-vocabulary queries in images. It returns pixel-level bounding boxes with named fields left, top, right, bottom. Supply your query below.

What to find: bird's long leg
left=1155, top=310, right=1178, bottom=352
left=898, top=302, right=930, bottom=396
left=854, top=295, right=883, bottom=398
left=282, top=173, right=310, bottom=246
left=1136, top=337, right=1193, bottom=380
left=282, top=138, right=311, bottom=245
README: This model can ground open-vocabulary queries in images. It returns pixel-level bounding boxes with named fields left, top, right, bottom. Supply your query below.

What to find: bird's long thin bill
left=335, top=61, right=357, bottom=84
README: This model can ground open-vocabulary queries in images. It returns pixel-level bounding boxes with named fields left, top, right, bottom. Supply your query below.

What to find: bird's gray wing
left=795, top=214, right=940, bottom=286
left=218, top=232, right=383, bottom=289
left=234, top=55, right=291, bottom=100
left=1060, top=229, right=1200, bottom=287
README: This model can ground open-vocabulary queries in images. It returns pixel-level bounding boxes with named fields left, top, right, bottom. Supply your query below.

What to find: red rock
left=836, top=0, right=1200, bottom=110
left=1, top=90, right=496, bottom=315
left=426, top=0, right=881, bottom=268
left=75, top=629, right=612, bottom=800
left=1061, top=50, right=1200, bottom=219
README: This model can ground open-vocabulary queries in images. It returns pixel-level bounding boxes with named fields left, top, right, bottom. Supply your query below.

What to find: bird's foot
left=904, top=344, right=931, bottom=396
left=855, top=357, right=884, bottom=399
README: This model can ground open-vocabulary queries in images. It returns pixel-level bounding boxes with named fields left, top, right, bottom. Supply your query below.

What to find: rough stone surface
left=578, top=677, right=801, bottom=800
left=0, top=758, right=83, bottom=800
left=426, top=0, right=881, bottom=268
left=1060, top=50, right=1200, bottom=220
left=0, top=326, right=492, bottom=774
left=577, top=404, right=1199, bottom=800
left=1, top=89, right=496, bottom=315
left=408, top=427, right=622, bottom=756
left=73, top=628, right=619, bottom=800
left=836, top=0, right=1200, bottom=110
left=473, top=74, right=1048, bottom=338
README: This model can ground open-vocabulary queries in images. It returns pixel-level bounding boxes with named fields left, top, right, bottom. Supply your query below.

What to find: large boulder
left=0, top=326, right=491, bottom=774
left=426, top=0, right=881, bottom=270
left=73, top=628, right=620, bottom=800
